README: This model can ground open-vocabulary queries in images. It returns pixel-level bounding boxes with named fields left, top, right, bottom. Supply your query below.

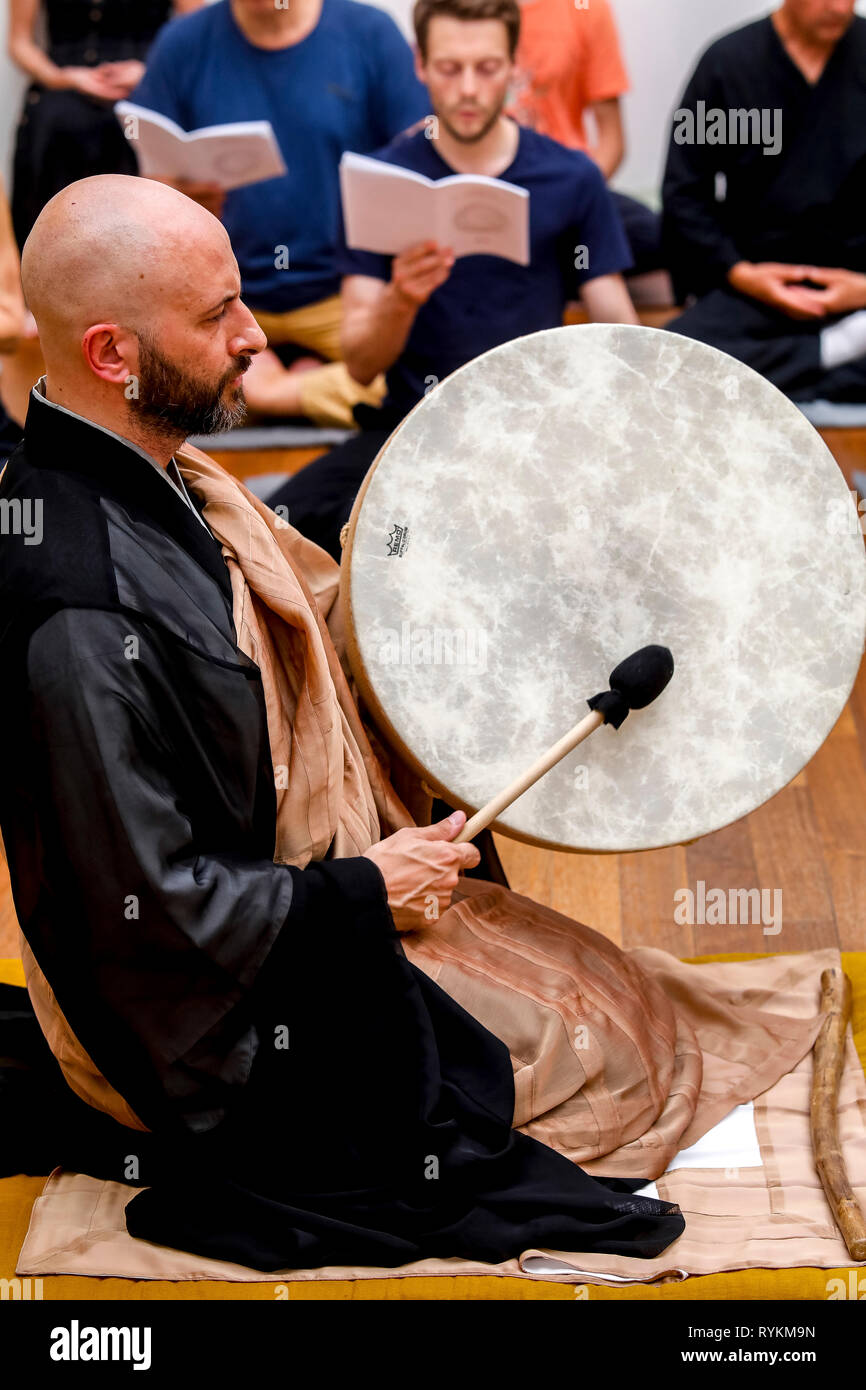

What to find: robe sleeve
left=24, top=606, right=392, bottom=1081
left=661, top=49, right=744, bottom=298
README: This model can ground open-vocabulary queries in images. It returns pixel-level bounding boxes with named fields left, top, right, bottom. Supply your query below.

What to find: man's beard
left=133, top=332, right=251, bottom=436
left=440, top=99, right=505, bottom=145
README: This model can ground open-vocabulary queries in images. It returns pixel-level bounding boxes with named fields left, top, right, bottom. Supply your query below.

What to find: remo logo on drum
left=386, top=524, right=410, bottom=557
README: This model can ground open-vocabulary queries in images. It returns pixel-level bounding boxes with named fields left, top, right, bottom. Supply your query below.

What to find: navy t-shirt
left=131, top=0, right=428, bottom=311
left=336, top=126, right=633, bottom=418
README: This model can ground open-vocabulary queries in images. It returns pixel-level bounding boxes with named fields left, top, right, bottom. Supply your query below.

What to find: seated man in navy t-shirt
left=267, top=0, right=636, bottom=558
left=130, top=0, right=428, bottom=427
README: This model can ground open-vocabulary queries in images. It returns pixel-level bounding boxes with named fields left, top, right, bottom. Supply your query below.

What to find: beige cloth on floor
left=16, top=949, right=866, bottom=1284
left=16, top=444, right=853, bottom=1283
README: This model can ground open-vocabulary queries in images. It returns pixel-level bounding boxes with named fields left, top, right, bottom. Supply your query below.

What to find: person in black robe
left=0, top=173, right=684, bottom=1272
left=661, top=0, right=866, bottom=403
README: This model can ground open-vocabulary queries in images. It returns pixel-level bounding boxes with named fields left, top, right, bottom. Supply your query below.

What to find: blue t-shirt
left=131, top=0, right=429, bottom=311
left=336, top=126, right=633, bottom=418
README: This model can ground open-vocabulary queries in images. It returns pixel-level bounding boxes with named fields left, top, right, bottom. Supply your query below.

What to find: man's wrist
left=727, top=260, right=754, bottom=290
left=385, top=279, right=422, bottom=320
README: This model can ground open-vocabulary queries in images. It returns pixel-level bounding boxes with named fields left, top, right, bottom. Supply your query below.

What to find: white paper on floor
left=521, top=1102, right=763, bottom=1281
left=663, top=1100, right=763, bottom=1173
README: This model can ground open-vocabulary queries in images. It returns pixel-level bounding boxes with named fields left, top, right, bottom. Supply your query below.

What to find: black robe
left=0, top=390, right=684, bottom=1270
left=661, top=14, right=866, bottom=402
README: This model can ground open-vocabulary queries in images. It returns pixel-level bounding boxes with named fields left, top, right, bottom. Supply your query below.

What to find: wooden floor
left=1, top=427, right=864, bottom=961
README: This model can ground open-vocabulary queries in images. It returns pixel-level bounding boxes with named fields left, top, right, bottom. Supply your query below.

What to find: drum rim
left=338, top=324, right=866, bottom=853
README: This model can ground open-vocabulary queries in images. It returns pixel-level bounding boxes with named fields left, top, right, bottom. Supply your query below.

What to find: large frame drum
left=341, top=325, right=866, bottom=853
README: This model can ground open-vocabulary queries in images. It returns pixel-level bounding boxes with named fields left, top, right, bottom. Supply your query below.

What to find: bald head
left=20, top=173, right=266, bottom=460
left=22, top=175, right=233, bottom=358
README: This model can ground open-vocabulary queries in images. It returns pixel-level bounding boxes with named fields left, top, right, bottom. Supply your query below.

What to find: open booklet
left=114, top=101, right=287, bottom=191
left=339, top=151, right=530, bottom=265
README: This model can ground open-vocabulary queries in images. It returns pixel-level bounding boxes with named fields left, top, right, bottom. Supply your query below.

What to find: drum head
left=341, top=325, right=866, bottom=853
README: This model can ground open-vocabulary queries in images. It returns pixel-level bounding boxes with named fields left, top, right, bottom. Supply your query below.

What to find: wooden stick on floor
left=810, top=967, right=866, bottom=1262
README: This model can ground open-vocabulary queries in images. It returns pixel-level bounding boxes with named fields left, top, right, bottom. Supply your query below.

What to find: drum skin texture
left=342, top=324, right=866, bottom=853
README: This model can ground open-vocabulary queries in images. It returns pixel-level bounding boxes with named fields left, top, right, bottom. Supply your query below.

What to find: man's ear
left=413, top=45, right=427, bottom=85
left=81, top=323, right=137, bottom=387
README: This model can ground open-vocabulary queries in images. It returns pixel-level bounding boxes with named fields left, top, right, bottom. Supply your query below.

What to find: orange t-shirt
left=511, top=0, right=629, bottom=151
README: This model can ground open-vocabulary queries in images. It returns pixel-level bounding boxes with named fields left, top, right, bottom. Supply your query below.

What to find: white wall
left=3, top=0, right=866, bottom=201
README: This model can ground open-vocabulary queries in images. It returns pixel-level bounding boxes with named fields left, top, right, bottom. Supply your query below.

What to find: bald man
left=0, top=174, right=694, bottom=1270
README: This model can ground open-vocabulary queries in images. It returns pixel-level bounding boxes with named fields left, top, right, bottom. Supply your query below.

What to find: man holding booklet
left=267, top=0, right=638, bottom=560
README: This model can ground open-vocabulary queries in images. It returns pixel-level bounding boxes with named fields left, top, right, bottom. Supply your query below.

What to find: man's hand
left=797, top=266, right=866, bottom=316
left=150, top=176, right=226, bottom=218
left=391, top=240, right=455, bottom=309
left=727, top=261, right=830, bottom=320
left=363, top=810, right=481, bottom=931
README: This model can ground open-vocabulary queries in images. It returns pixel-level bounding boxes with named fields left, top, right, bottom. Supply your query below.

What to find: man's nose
left=234, top=305, right=268, bottom=356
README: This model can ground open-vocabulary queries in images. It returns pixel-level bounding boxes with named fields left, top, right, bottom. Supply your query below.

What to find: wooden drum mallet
left=454, top=645, right=674, bottom=843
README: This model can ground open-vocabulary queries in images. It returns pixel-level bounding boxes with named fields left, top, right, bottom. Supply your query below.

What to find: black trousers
left=667, top=287, right=866, bottom=403
left=612, top=192, right=666, bottom=277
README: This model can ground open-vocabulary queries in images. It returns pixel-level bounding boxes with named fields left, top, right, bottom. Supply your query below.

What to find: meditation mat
left=7, top=949, right=866, bottom=1293
left=798, top=401, right=866, bottom=428
left=186, top=425, right=352, bottom=452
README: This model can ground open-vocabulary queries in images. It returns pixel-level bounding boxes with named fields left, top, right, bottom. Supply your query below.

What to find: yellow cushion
left=0, top=958, right=25, bottom=988
left=1, top=952, right=863, bottom=1300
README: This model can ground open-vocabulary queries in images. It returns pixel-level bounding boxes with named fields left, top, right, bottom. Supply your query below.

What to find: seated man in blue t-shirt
left=130, top=0, right=428, bottom=427
left=267, top=0, right=636, bottom=558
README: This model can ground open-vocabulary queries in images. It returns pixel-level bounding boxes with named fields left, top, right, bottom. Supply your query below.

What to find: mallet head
left=587, top=644, right=674, bottom=729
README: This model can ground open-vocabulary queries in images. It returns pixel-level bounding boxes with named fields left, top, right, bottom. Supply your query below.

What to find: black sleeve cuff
left=254, top=854, right=395, bottom=997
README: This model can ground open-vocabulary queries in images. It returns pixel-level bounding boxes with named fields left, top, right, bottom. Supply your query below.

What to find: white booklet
left=339, top=151, right=530, bottom=265
left=114, top=101, right=287, bottom=191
